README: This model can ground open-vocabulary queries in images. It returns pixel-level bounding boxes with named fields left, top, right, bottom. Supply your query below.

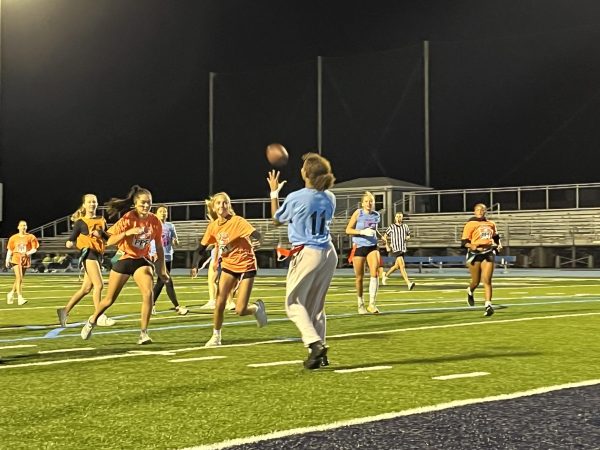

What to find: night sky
left=2, top=0, right=600, bottom=232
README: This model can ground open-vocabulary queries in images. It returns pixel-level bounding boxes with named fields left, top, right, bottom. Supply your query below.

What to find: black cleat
left=484, top=304, right=494, bottom=317
left=467, top=288, right=475, bottom=307
left=304, top=341, right=327, bottom=370
left=320, top=355, right=329, bottom=367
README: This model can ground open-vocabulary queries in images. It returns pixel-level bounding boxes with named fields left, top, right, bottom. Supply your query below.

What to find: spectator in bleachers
left=149, top=205, right=188, bottom=316
left=56, top=194, right=114, bottom=328
left=5, top=220, right=39, bottom=305
left=461, top=203, right=502, bottom=317
left=345, top=191, right=382, bottom=314
left=381, top=212, right=415, bottom=290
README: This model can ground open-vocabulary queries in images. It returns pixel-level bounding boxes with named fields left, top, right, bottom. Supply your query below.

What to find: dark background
left=2, top=0, right=600, bottom=232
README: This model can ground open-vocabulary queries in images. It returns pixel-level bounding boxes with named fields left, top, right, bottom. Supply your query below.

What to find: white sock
left=369, top=277, right=378, bottom=304
left=357, top=296, right=364, bottom=307
left=213, top=328, right=221, bottom=337
left=484, top=300, right=492, bottom=307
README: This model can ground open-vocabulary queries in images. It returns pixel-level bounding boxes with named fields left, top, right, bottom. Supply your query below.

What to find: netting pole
left=317, top=55, right=322, bottom=155
left=208, top=72, right=215, bottom=195
left=423, top=40, right=431, bottom=187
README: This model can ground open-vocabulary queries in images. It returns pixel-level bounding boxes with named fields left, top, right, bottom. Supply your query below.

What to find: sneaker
left=137, top=331, right=153, bottom=345
left=176, top=306, right=189, bottom=315
left=254, top=299, right=267, bottom=327
left=467, top=288, right=475, bottom=307
left=367, top=304, right=380, bottom=314
left=408, top=282, right=416, bottom=291
left=57, top=308, right=67, bottom=327
left=304, top=341, right=327, bottom=370
left=381, top=274, right=388, bottom=286
left=6, top=292, right=14, bottom=305
left=205, top=334, right=222, bottom=347
left=320, top=355, right=330, bottom=367
left=225, top=300, right=236, bottom=311
left=200, top=300, right=216, bottom=310
left=484, top=304, right=495, bottom=317
left=80, top=318, right=95, bottom=340
left=358, top=304, right=368, bottom=315
left=17, top=296, right=27, bottom=306
left=151, top=305, right=157, bottom=315
left=97, top=314, right=116, bottom=327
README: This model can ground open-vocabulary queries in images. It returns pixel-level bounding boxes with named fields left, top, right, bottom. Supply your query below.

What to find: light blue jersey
left=352, top=209, right=380, bottom=248
left=275, top=188, right=336, bottom=249
left=149, top=221, right=178, bottom=261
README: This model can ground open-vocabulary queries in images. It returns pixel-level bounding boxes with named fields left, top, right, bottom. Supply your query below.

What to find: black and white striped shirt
left=384, top=223, right=411, bottom=253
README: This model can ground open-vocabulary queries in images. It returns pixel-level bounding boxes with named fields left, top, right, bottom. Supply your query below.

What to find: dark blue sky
left=2, top=0, right=600, bottom=231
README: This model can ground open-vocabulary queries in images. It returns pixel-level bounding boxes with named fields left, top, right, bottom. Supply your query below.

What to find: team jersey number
left=310, top=211, right=327, bottom=236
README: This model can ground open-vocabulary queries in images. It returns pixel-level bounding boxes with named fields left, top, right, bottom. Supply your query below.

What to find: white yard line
left=248, top=360, right=303, bottom=368
left=432, top=371, right=489, bottom=380
left=0, top=344, right=37, bottom=350
left=38, top=347, right=95, bottom=354
left=170, top=356, right=226, bottom=363
left=334, top=365, right=392, bottom=374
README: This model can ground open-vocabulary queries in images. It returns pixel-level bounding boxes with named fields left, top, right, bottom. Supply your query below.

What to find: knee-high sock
left=369, top=277, right=378, bottom=305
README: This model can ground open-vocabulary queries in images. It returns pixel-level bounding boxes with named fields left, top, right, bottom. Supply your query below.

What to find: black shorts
left=112, top=258, right=154, bottom=276
left=389, top=250, right=406, bottom=258
left=221, top=267, right=257, bottom=280
left=466, top=251, right=495, bottom=265
left=80, top=248, right=103, bottom=264
left=353, top=245, right=379, bottom=258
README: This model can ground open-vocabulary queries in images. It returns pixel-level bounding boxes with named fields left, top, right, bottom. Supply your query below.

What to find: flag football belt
left=466, top=246, right=497, bottom=265
left=276, top=245, right=305, bottom=261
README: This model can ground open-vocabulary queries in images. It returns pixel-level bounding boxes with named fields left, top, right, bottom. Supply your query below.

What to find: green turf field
left=0, top=272, right=599, bottom=449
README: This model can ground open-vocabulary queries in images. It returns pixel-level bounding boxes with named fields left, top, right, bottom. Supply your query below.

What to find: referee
left=382, top=212, right=415, bottom=290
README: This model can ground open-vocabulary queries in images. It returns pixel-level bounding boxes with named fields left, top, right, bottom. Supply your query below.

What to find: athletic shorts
left=221, top=267, right=257, bottom=280
left=353, top=245, right=379, bottom=258
left=466, top=251, right=495, bottom=265
left=112, top=258, right=154, bottom=276
left=390, top=250, right=406, bottom=258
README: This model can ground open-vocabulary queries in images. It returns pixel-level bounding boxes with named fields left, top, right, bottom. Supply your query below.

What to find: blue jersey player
left=268, top=153, right=337, bottom=370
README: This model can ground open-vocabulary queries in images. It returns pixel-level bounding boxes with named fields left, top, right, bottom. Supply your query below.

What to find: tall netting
left=213, top=62, right=317, bottom=199
left=322, top=45, right=424, bottom=185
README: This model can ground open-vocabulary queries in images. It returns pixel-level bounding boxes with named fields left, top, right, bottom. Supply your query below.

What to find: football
left=266, top=143, right=289, bottom=167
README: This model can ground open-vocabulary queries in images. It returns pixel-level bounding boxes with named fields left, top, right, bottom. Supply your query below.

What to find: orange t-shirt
left=74, top=216, right=107, bottom=254
left=7, top=233, right=40, bottom=267
left=201, top=215, right=256, bottom=273
left=108, top=211, right=162, bottom=260
left=461, top=218, right=498, bottom=247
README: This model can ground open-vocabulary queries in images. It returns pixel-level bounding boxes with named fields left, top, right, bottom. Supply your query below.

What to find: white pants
left=285, top=243, right=338, bottom=346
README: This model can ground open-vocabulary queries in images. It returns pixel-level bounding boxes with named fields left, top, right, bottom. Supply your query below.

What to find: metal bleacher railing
left=8, top=183, right=600, bottom=268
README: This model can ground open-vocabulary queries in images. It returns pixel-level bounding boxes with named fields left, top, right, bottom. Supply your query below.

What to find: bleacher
left=406, top=209, right=600, bottom=248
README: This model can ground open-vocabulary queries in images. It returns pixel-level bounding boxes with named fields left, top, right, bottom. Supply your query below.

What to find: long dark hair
left=105, top=185, right=152, bottom=219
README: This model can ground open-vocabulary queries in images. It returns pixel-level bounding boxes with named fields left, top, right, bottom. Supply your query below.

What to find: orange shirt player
left=5, top=220, right=39, bottom=305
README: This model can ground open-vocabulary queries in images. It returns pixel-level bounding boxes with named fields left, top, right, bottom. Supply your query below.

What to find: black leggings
left=153, top=260, right=179, bottom=307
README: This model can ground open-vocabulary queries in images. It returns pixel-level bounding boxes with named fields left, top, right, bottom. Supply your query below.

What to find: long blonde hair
left=205, top=192, right=235, bottom=221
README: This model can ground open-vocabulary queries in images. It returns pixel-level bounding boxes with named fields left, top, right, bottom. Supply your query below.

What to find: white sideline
left=432, top=371, right=489, bottom=380
left=184, top=378, right=600, bottom=450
